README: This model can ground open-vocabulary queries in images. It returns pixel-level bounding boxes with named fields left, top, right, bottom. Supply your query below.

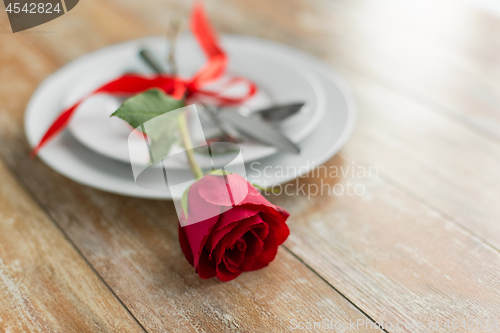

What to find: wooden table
left=1, top=0, right=500, bottom=331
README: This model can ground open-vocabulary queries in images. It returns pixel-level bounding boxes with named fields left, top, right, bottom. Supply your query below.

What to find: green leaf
left=181, top=186, right=190, bottom=220
left=111, top=89, right=185, bottom=129
left=146, top=115, right=179, bottom=164
left=111, top=89, right=185, bottom=164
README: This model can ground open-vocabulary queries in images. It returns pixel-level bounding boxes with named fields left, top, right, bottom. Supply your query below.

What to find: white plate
left=64, top=35, right=326, bottom=168
left=25, top=35, right=355, bottom=199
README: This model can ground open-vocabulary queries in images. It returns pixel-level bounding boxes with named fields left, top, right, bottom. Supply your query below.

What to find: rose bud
left=178, top=172, right=290, bottom=281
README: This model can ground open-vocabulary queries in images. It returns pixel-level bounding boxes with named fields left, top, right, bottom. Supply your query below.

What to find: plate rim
left=24, top=35, right=356, bottom=200
left=63, top=35, right=327, bottom=167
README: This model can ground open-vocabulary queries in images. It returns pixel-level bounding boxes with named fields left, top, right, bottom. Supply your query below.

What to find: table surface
left=1, top=0, right=500, bottom=332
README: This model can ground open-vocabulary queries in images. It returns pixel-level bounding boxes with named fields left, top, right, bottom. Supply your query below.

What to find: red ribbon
left=31, top=2, right=257, bottom=157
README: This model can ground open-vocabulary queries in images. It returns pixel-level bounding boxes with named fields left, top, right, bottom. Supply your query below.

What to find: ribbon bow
left=31, top=2, right=257, bottom=157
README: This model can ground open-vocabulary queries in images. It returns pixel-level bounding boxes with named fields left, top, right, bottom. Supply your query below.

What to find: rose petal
left=187, top=181, right=221, bottom=225
left=202, top=207, right=259, bottom=251
left=204, top=220, right=238, bottom=256
left=196, top=250, right=217, bottom=279
left=210, top=215, right=267, bottom=264
left=197, top=175, right=232, bottom=206
left=225, top=240, right=247, bottom=267
left=250, top=220, right=269, bottom=241
left=216, top=262, right=241, bottom=281
left=222, top=256, right=242, bottom=273
left=213, top=205, right=261, bottom=233
left=181, top=173, right=290, bottom=281
left=197, top=174, right=248, bottom=206
left=244, top=230, right=264, bottom=258
left=200, top=174, right=289, bottom=220
left=225, top=174, right=251, bottom=205
left=236, top=240, right=246, bottom=251
left=259, top=212, right=290, bottom=245
left=239, top=256, right=256, bottom=271
left=182, top=215, right=219, bottom=268
left=249, top=231, right=279, bottom=271
left=238, top=183, right=290, bottom=219
left=178, top=224, right=194, bottom=266
left=207, top=212, right=265, bottom=255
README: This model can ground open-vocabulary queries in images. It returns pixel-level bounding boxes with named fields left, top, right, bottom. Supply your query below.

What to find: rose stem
left=178, top=112, right=204, bottom=179
left=166, top=18, right=203, bottom=179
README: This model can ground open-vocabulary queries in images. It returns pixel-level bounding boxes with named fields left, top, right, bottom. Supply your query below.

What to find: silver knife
left=250, top=102, right=304, bottom=124
left=139, top=48, right=301, bottom=154
left=217, top=109, right=301, bottom=154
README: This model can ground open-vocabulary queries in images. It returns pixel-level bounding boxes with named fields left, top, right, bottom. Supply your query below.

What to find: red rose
left=178, top=173, right=290, bottom=281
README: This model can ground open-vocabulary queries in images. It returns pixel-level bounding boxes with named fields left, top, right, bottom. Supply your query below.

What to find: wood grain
left=0, top=161, right=144, bottom=332
left=342, top=70, right=500, bottom=249
left=273, top=156, right=500, bottom=331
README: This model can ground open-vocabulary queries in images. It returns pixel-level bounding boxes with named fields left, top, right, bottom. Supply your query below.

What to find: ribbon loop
left=31, top=1, right=257, bottom=157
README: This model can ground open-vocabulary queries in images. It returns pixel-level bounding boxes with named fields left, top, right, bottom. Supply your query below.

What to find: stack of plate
left=24, top=35, right=356, bottom=200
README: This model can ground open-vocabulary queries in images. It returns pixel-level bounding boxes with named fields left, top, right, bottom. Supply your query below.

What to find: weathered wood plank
left=272, top=156, right=500, bottom=331
left=4, top=0, right=500, bottom=331
left=342, top=70, right=500, bottom=249
left=325, top=0, right=500, bottom=141
left=0, top=161, right=144, bottom=332
left=0, top=17, right=380, bottom=333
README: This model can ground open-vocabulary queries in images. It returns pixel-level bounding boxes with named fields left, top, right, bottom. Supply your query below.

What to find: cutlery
left=138, top=48, right=301, bottom=154
left=139, top=47, right=241, bottom=144
left=217, top=109, right=301, bottom=154
left=139, top=49, right=167, bottom=74
left=250, top=102, right=304, bottom=124
left=140, top=48, right=302, bottom=123
left=200, top=103, right=242, bottom=142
